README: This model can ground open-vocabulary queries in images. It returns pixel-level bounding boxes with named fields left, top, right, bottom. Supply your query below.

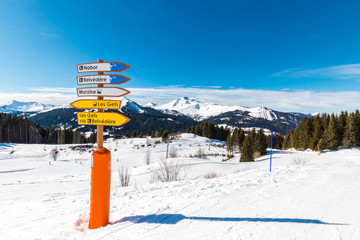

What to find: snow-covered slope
left=146, top=97, right=307, bottom=134
left=149, top=97, right=280, bottom=121
left=144, top=102, right=159, bottom=108
left=0, top=135, right=359, bottom=239
left=0, top=100, right=55, bottom=113
left=120, top=97, right=144, bottom=114
left=150, top=97, right=242, bottom=120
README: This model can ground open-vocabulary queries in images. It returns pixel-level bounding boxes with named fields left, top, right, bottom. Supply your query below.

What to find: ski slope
left=0, top=134, right=359, bottom=240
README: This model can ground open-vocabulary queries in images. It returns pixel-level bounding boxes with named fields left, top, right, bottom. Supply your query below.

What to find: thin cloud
left=128, top=87, right=360, bottom=113
left=30, top=87, right=75, bottom=93
left=272, top=68, right=302, bottom=77
left=0, top=92, right=77, bottom=106
left=273, top=64, right=360, bottom=79
left=40, top=32, right=58, bottom=39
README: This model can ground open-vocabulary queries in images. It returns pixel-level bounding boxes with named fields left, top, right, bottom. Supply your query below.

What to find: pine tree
left=293, top=118, right=313, bottom=149
left=231, top=128, right=240, bottom=152
left=343, top=110, right=360, bottom=146
left=254, top=128, right=267, bottom=156
left=283, top=130, right=294, bottom=149
left=317, top=138, right=325, bottom=153
left=72, top=129, right=81, bottom=144
left=273, top=133, right=284, bottom=149
left=309, top=115, right=324, bottom=150
left=323, top=114, right=340, bottom=150
left=194, top=125, right=201, bottom=136
left=321, top=113, right=330, bottom=129
left=240, top=134, right=254, bottom=162
left=338, top=111, right=348, bottom=142
left=226, top=134, right=233, bottom=154
left=238, top=128, right=245, bottom=149
left=161, top=130, right=169, bottom=142
left=89, top=131, right=96, bottom=143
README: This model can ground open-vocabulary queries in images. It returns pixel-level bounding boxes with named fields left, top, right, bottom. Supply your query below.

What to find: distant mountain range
left=0, top=100, right=55, bottom=113
left=0, top=97, right=310, bottom=135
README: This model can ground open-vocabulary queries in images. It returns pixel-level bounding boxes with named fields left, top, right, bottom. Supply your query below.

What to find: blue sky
left=1, top=0, right=360, bottom=113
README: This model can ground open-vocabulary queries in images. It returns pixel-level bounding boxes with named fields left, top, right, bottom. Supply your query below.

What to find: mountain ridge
left=0, top=97, right=309, bottom=135
left=0, top=100, right=55, bottom=113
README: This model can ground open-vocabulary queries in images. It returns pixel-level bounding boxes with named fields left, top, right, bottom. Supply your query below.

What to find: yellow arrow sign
left=71, top=100, right=122, bottom=109
left=77, top=112, right=130, bottom=126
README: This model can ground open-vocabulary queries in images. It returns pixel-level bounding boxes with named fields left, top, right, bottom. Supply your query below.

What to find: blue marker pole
left=270, top=131, right=273, bottom=172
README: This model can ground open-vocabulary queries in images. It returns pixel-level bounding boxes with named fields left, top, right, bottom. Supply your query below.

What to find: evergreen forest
left=283, top=110, right=360, bottom=152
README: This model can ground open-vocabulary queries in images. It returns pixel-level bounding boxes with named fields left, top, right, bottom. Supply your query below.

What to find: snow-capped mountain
left=145, top=97, right=309, bottom=134
left=0, top=100, right=55, bottom=113
left=1, top=97, right=308, bottom=135
left=143, top=102, right=159, bottom=108
left=120, top=97, right=144, bottom=114
left=27, top=97, right=196, bottom=133
left=148, top=96, right=281, bottom=121
left=150, top=97, right=241, bottom=121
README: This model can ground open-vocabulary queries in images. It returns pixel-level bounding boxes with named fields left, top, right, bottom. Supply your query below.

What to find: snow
left=248, top=106, right=278, bottom=121
left=149, top=97, right=244, bottom=121
left=0, top=100, right=55, bottom=113
left=144, top=103, right=158, bottom=108
left=1, top=134, right=360, bottom=239
left=147, top=97, right=282, bottom=122
left=120, top=97, right=144, bottom=114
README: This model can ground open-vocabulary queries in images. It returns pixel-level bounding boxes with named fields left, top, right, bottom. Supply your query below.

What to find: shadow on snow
left=0, top=168, right=33, bottom=174
left=111, top=214, right=346, bottom=225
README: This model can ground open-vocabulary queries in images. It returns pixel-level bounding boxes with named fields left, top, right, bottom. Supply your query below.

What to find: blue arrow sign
left=110, top=63, right=129, bottom=71
left=109, top=74, right=129, bottom=83
left=77, top=74, right=130, bottom=85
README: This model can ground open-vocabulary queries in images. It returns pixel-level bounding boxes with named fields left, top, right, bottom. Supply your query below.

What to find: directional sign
left=77, top=87, right=130, bottom=97
left=70, top=100, right=122, bottom=109
left=77, top=74, right=130, bottom=85
left=77, top=62, right=130, bottom=73
left=77, top=112, right=130, bottom=126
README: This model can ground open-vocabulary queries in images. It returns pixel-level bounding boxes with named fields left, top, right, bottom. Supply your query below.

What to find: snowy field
left=0, top=133, right=359, bottom=240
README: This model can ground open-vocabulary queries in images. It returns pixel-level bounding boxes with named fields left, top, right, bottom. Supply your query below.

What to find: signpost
left=71, top=59, right=131, bottom=230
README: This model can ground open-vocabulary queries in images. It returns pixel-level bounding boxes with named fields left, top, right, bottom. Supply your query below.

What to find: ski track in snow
left=0, top=134, right=359, bottom=240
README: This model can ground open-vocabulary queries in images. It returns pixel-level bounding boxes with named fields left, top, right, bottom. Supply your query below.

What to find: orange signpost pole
left=89, top=59, right=111, bottom=229
left=89, top=148, right=111, bottom=229
left=73, top=59, right=131, bottom=230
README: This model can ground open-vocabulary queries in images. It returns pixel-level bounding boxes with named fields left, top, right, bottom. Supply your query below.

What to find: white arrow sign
left=77, top=87, right=131, bottom=97
left=76, top=74, right=130, bottom=85
left=77, top=62, right=130, bottom=73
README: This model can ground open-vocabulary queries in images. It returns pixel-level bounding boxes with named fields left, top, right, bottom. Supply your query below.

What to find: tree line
left=0, top=112, right=90, bottom=144
left=0, top=113, right=42, bottom=143
left=116, top=121, right=285, bottom=163
left=225, top=128, right=284, bottom=162
left=1, top=112, right=286, bottom=159
left=283, top=110, right=360, bottom=151
left=115, top=122, right=231, bottom=142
